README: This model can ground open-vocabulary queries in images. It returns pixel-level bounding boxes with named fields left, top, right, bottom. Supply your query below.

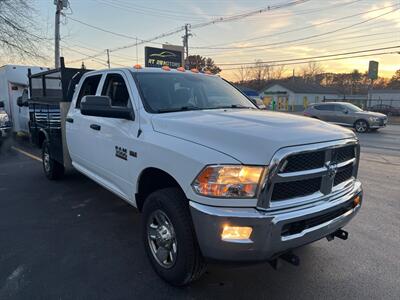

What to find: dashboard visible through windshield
left=133, top=72, right=257, bottom=113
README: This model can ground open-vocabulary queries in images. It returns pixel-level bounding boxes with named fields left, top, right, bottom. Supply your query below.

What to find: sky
left=16, top=0, right=400, bottom=80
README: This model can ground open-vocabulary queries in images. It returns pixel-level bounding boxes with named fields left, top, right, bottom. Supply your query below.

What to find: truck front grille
left=334, top=164, right=354, bottom=186
left=272, top=177, right=322, bottom=201
left=282, top=150, right=325, bottom=172
left=257, top=139, right=359, bottom=209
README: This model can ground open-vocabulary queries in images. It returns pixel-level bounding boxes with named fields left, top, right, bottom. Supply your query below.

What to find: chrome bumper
left=190, top=180, right=362, bottom=262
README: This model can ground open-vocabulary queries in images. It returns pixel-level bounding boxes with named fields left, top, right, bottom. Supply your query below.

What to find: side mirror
left=80, top=96, right=134, bottom=120
left=0, top=101, right=4, bottom=109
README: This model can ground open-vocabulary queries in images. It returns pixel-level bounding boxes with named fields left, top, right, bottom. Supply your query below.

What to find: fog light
left=353, top=195, right=361, bottom=207
left=221, top=225, right=252, bottom=241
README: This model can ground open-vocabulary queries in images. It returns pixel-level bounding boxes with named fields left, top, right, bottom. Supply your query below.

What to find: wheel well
left=136, top=168, right=183, bottom=212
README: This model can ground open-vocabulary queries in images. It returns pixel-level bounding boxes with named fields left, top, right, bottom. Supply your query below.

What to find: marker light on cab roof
left=162, top=66, right=171, bottom=71
left=177, top=67, right=185, bottom=72
left=134, top=64, right=142, bottom=69
left=191, top=68, right=199, bottom=73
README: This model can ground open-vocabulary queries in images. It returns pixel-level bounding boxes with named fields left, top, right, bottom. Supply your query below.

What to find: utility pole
left=106, top=49, right=111, bottom=69
left=182, top=24, right=192, bottom=68
left=54, top=0, right=68, bottom=68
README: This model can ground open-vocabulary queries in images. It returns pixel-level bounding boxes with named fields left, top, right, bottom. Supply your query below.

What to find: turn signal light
left=221, top=225, right=252, bottom=241
left=353, top=195, right=361, bottom=207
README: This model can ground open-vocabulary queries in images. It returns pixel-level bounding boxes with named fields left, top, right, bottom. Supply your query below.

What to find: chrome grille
left=257, top=139, right=359, bottom=210
left=282, top=150, right=325, bottom=172
left=272, top=177, right=322, bottom=201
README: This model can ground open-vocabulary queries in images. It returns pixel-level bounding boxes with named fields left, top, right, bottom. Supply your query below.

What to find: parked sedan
left=368, top=104, right=400, bottom=116
left=304, top=102, right=387, bottom=133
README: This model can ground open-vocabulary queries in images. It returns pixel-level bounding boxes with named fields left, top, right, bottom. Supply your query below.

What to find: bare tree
left=234, top=65, right=251, bottom=84
left=301, top=61, right=324, bottom=83
left=0, top=0, right=46, bottom=62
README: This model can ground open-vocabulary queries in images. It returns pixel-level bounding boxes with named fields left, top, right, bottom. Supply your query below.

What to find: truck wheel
left=42, top=140, right=64, bottom=180
left=354, top=119, right=369, bottom=133
left=142, top=188, right=206, bottom=286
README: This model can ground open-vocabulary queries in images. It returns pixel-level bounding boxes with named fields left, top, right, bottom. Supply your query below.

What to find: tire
left=142, top=187, right=206, bottom=286
left=354, top=119, right=369, bottom=133
left=42, top=140, right=64, bottom=180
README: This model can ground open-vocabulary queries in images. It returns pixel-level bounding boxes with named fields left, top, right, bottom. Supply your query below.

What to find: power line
left=192, top=3, right=399, bottom=48
left=191, top=7, right=400, bottom=50
left=203, top=30, right=399, bottom=58
left=190, top=0, right=310, bottom=30
left=64, top=0, right=310, bottom=64
left=217, top=45, right=400, bottom=66
left=221, top=51, right=400, bottom=71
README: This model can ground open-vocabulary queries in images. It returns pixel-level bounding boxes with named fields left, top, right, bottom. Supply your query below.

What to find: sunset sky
left=20, top=0, right=400, bottom=80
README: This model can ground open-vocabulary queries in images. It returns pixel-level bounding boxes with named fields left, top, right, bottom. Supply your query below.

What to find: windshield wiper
left=209, top=104, right=256, bottom=110
left=156, top=106, right=203, bottom=113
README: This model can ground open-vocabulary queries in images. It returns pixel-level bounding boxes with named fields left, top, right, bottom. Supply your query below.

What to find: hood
left=151, top=109, right=355, bottom=165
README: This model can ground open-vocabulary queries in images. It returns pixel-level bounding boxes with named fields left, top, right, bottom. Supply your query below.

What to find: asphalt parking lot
left=0, top=126, right=399, bottom=299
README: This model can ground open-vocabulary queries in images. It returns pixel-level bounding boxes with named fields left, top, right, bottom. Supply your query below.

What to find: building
left=260, top=81, right=341, bottom=111
left=368, top=89, right=400, bottom=107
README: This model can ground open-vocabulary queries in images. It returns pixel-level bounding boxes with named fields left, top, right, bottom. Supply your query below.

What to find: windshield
left=133, top=72, right=257, bottom=113
left=342, top=103, right=363, bottom=112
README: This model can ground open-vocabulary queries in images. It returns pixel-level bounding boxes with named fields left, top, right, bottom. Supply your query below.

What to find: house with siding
left=260, top=81, right=341, bottom=111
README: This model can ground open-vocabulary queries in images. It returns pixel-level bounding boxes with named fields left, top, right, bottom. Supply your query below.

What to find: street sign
left=368, top=61, right=379, bottom=80
left=145, top=46, right=183, bottom=69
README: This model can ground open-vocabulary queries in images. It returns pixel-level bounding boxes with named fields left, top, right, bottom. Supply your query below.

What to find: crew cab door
left=66, top=73, right=103, bottom=174
left=94, top=71, right=140, bottom=201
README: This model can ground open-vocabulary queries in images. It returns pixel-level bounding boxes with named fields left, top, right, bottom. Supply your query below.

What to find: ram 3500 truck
left=28, top=61, right=362, bottom=286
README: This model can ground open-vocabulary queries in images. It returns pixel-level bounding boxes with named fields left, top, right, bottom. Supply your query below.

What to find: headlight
left=369, top=116, right=379, bottom=122
left=192, top=165, right=266, bottom=198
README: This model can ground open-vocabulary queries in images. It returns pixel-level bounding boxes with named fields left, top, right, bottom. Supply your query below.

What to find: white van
left=0, top=65, right=48, bottom=134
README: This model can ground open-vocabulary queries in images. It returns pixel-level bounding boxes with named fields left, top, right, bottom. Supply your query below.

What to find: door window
left=101, top=74, right=130, bottom=107
left=76, top=75, right=102, bottom=108
left=315, top=104, right=334, bottom=111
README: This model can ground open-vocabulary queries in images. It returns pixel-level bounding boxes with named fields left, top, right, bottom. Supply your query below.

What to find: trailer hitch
left=326, top=229, right=349, bottom=241
left=269, top=252, right=300, bottom=270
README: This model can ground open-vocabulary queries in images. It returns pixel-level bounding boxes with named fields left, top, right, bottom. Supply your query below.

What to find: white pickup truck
left=28, top=62, right=363, bottom=286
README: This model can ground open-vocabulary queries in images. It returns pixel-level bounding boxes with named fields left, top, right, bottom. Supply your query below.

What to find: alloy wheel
left=147, top=209, right=177, bottom=269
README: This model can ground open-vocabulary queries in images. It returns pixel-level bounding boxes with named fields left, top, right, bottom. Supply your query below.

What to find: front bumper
left=369, top=118, right=387, bottom=128
left=190, top=180, right=362, bottom=262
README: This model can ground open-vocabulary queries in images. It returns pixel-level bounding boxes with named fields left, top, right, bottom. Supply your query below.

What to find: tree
left=388, top=69, right=400, bottom=89
left=186, top=55, right=221, bottom=74
left=234, top=65, right=252, bottom=84
left=0, top=0, right=45, bottom=62
left=301, top=61, right=324, bottom=83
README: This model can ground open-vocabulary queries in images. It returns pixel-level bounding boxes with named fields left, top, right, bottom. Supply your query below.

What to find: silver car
left=304, top=102, right=387, bottom=133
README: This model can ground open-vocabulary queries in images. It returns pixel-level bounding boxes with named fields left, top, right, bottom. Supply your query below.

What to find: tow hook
left=326, top=229, right=349, bottom=241
left=269, top=252, right=300, bottom=270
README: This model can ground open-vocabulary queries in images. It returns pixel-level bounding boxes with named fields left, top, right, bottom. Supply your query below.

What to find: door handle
left=66, top=117, right=74, bottom=123
left=90, top=124, right=101, bottom=131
